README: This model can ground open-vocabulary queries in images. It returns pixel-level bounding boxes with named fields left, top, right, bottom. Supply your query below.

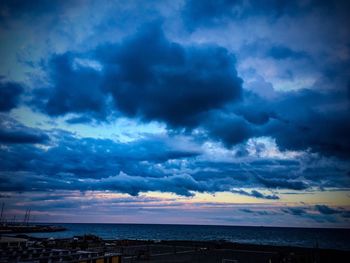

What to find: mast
left=27, top=208, right=31, bottom=225
left=23, top=209, right=28, bottom=224
left=0, top=203, right=4, bottom=222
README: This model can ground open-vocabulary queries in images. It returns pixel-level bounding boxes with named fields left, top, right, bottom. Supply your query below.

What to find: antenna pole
left=23, top=209, right=28, bottom=224
left=27, top=208, right=31, bottom=225
left=0, top=203, right=4, bottom=222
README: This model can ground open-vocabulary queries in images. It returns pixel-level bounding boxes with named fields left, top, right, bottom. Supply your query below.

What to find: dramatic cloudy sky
left=0, top=0, right=349, bottom=227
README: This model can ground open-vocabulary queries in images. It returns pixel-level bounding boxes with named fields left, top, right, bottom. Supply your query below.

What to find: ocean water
left=25, top=223, right=350, bottom=251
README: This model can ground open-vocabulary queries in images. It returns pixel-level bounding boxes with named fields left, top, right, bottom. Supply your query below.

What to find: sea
left=20, top=223, right=350, bottom=251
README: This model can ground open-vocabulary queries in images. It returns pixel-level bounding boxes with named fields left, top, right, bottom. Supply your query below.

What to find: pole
left=0, top=203, right=4, bottom=222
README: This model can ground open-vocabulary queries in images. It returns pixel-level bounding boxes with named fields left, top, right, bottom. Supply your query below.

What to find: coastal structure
left=0, top=224, right=66, bottom=234
left=0, top=236, right=28, bottom=249
left=2, top=234, right=348, bottom=262
left=0, top=235, right=121, bottom=263
left=0, top=204, right=66, bottom=234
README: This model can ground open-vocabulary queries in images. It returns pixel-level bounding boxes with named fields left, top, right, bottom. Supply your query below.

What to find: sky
left=0, top=0, right=349, bottom=228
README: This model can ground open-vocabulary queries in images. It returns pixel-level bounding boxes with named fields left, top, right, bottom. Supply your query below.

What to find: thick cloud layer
left=231, top=189, right=279, bottom=200
left=1, top=0, right=350, bottom=226
left=0, top=80, right=23, bottom=112
left=35, top=53, right=107, bottom=118
left=182, top=0, right=350, bottom=30
left=195, top=88, right=350, bottom=159
left=282, top=205, right=350, bottom=223
left=102, top=24, right=242, bottom=127
left=24, top=15, right=349, bottom=159
left=1, top=120, right=349, bottom=197
left=261, top=90, right=350, bottom=159
left=0, top=115, right=49, bottom=144
left=33, top=23, right=242, bottom=127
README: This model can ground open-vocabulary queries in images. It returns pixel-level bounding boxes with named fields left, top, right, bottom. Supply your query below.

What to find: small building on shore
left=0, top=236, right=27, bottom=249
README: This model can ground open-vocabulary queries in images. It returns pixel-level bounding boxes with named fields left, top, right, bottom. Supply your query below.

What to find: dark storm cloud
left=0, top=119, right=310, bottom=196
left=182, top=0, right=241, bottom=30
left=1, top=0, right=349, bottom=203
left=267, top=45, right=308, bottom=60
left=98, top=23, right=242, bottom=127
left=231, top=189, right=279, bottom=200
left=0, top=130, right=198, bottom=179
left=0, top=129, right=48, bottom=144
left=98, top=172, right=208, bottom=197
left=0, top=130, right=203, bottom=196
left=204, top=113, right=253, bottom=147
left=0, top=0, right=72, bottom=24
left=282, top=207, right=307, bottom=216
left=283, top=207, right=338, bottom=223
left=181, top=0, right=346, bottom=30
left=0, top=171, right=205, bottom=197
left=256, top=176, right=309, bottom=191
left=0, top=80, right=23, bottom=112
left=32, top=23, right=242, bottom=127
left=65, top=115, right=94, bottom=124
left=315, top=205, right=342, bottom=215
left=1, top=119, right=349, bottom=196
left=282, top=205, right=350, bottom=222
left=0, top=0, right=59, bottom=15
left=0, top=115, right=49, bottom=144
left=240, top=208, right=278, bottom=216
left=262, top=90, right=350, bottom=159
left=32, top=52, right=108, bottom=120
left=215, top=89, right=350, bottom=159
left=27, top=17, right=350, bottom=159
left=187, top=85, right=350, bottom=159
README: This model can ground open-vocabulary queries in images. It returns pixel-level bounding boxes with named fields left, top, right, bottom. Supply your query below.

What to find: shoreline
left=19, top=223, right=350, bottom=252
left=32, top=221, right=350, bottom=230
left=0, top=224, right=66, bottom=234
left=3, top=234, right=349, bottom=262
left=17, top=235, right=350, bottom=252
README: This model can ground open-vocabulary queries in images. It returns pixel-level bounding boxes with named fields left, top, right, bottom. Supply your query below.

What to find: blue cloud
left=0, top=129, right=48, bottom=144
left=65, top=115, right=94, bottom=124
left=182, top=0, right=241, bottom=30
left=256, top=176, right=309, bottom=191
left=267, top=45, right=308, bottom=60
left=212, top=89, right=350, bottom=159
left=32, top=22, right=242, bottom=127
left=181, top=0, right=348, bottom=30
left=0, top=118, right=349, bottom=198
left=0, top=79, right=23, bottom=112
left=0, top=0, right=72, bottom=24
left=100, top=23, right=242, bottom=127
left=262, top=90, right=350, bottom=159
left=32, top=52, right=108, bottom=120
left=282, top=205, right=350, bottom=223
left=314, top=205, right=349, bottom=217
left=204, top=113, right=253, bottom=147
left=231, top=189, right=279, bottom=200
left=282, top=207, right=307, bottom=216
left=240, top=208, right=277, bottom=216
left=0, top=115, right=49, bottom=144
left=22, top=12, right=350, bottom=160
left=1, top=0, right=350, bottom=227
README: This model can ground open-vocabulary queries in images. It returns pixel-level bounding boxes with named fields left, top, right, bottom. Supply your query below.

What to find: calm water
left=25, top=223, right=350, bottom=251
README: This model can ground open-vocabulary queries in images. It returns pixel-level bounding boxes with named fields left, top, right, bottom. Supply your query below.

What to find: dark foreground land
left=0, top=224, right=66, bottom=234
left=1, top=234, right=349, bottom=263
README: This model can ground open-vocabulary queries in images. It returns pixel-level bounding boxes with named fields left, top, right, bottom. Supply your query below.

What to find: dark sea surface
left=26, top=223, right=350, bottom=251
